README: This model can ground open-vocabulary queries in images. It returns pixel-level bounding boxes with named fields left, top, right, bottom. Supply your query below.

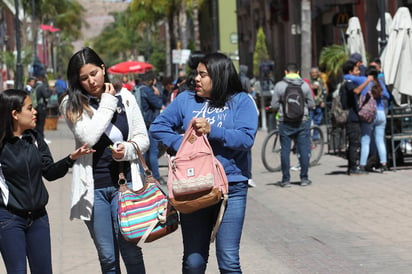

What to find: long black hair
left=64, top=47, right=110, bottom=122
left=199, top=52, right=244, bottom=108
left=0, top=89, right=28, bottom=147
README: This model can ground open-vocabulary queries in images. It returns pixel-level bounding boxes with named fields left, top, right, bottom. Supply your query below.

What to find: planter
left=45, top=116, right=58, bottom=130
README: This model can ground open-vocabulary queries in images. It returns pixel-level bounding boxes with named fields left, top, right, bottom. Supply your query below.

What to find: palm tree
left=319, top=44, right=348, bottom=77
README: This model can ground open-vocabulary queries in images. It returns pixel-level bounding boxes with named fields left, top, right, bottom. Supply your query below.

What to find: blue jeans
left=0, top=207, right=52, bottom=274
left=85, top=185, right=145, bottom=274
left=311, top=107, right=323, bottom=140
left=279, top=120, right=311, bottom=183
left=180, top=181, right=248, bottom=274
left=373, top=110, right=387, bottom=164
left=145, top=132, right=160, bottom=180
left=360, top=110, right=387, bottom=166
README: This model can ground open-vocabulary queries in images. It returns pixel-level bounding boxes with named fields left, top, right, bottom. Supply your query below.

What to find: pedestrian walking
left=270, top=63, right=315, bottom=187
left=0, top=89, right=92, bottom=274
left=60, top=47, right=149, bottom=273
left=150, top=52, right=258, bottom=273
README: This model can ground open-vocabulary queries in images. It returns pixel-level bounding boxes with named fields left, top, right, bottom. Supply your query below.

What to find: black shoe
left=300, top=179, right=312, bottom=186
left=380, top=166, right=389, bottom=173
left=279, top=181, right=291, bottom=188
left=349, top=166, right=368, bottom=175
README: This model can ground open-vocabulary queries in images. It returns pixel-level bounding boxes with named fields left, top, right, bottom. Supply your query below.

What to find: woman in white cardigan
left=60, top=47, right=149, bottom=274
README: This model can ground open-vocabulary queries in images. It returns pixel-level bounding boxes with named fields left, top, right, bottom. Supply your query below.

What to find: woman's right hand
left=104, top=83, right=116, bottom=96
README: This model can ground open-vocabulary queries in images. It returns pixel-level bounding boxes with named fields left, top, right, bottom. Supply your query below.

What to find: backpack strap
left=210, top=194, right=228, bottom=243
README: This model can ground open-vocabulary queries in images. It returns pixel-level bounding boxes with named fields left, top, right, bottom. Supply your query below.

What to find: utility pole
left=15, top=0, right=23, bottom=89
left=300, top=0, right=311, bottom=80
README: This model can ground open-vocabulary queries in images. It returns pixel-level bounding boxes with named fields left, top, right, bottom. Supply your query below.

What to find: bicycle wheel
left=309, top=125, right=325, bottom=167
left=261, top=129, right=282, bottom=172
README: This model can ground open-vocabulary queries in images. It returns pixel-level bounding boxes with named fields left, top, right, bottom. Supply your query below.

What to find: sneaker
left=279, top=181, right=291, bottom=188
left=290, top=165, right=301, bottom=171
left=300, top=179, right=312, bottom=186
left=348, top=166, right=368, bottom=175
left=248, top=179, right=257, bottom=188
left=44, top=138, right=52, bottom=144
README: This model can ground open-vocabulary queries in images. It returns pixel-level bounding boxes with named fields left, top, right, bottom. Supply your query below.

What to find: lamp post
left=15, top=0, right=23, bottom=89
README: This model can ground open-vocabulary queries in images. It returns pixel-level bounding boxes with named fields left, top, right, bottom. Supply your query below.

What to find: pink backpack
left=167, top=119, right=229, bottom=241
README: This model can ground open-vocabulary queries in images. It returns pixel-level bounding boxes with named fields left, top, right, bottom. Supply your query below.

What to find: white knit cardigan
left=60, top=88, right=150, bottom=220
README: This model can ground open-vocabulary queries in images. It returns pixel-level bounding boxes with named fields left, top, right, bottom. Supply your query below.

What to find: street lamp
left=15, top=0, right=23, bottom=89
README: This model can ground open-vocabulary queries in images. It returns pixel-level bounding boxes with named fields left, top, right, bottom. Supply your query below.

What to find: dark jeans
left=346, top=121, right=361, bottom=170
left=0, top=207, right=52, bottom=274
left=180, top=181, right=248, bottom=274
left=279, top=120, right=311, bottom=183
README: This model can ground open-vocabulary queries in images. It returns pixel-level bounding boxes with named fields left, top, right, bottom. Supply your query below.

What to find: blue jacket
left=140, top=84, right=163, bottom=128
left=343, top=74, right=391, bottom=111
left=149, top=91, right=258, bottom=183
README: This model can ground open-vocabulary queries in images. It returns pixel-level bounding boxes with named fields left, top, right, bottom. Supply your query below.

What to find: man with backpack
left=271, top=63, right=315, bottom=187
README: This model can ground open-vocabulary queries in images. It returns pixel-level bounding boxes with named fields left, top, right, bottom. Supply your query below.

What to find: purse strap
left=128, top=140, right=153, bottom=178
left=118, top=140, right=158, bottom=188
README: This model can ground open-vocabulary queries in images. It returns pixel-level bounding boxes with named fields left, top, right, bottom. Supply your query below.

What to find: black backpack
left=282, top=81, right=305, bottom=122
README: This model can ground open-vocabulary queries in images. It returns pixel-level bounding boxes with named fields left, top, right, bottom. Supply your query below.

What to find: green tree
left=253, top=27, right=270, bottom=77
left=20, top=0, right=86, bottom=76
left=319, top=44, right=348, bottom=77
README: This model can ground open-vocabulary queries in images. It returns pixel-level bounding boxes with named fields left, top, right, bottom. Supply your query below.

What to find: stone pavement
left=2, top=118, right=412, bottom=273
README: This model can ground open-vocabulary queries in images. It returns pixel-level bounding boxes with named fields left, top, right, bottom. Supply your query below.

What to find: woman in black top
left=0, top=89, right=92, bottom=274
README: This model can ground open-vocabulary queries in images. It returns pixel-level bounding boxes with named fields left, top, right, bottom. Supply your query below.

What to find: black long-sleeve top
left=0, top=129, right=74, bottom=212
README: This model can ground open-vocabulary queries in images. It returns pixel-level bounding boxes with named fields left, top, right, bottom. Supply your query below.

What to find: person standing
left=25, top=76, right=36, bottom=94
left=54, top=74, right=67, bottom=98
left=139, top=71, right=164, bottom=184
left=309, top=67, right=326, bottom=140
left=33, top=75, right=52, bottom=140
left=359, top=66, right=391, bottom=172
left=150, top=52, right=258, bottom=273
left=341, top=60, right=372, bottom=175
left=270, top=63, right=315, bottom=187
left=60, top=47, right=149, bottom=273
left=0, top=89, right=92, bottom=274
left=349, top=52, right=366, bottom=76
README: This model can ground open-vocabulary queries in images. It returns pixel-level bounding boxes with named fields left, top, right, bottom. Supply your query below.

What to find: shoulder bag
left=118, top=141, right=179, bottom=245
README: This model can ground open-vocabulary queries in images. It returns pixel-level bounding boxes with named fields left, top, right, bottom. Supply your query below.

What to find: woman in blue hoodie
left=150, top=52, right=258, bottom=273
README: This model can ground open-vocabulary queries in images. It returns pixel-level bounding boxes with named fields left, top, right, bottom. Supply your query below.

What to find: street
left=1, top=118, right=412, bottom=273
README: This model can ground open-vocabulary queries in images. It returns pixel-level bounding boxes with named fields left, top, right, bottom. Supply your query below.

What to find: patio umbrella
left=376, top=12, right=393, bottom=53
left=107, top=61, right=153, bottom=74
left=381, top=7, right=412, bottom=105
left=346, top=17, right=367, bottom=65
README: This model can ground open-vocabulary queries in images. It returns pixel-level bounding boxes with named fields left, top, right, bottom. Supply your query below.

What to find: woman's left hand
left=193, top=118, right=211, bottom=135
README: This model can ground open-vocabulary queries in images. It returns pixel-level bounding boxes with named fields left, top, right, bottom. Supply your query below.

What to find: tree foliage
left=253, top=27, right=270, bottom=77
left=319, top=44, right=348, bottom=77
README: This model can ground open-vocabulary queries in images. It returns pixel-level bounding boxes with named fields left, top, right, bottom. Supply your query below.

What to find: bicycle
left=261, top=125, right=325, bottom=172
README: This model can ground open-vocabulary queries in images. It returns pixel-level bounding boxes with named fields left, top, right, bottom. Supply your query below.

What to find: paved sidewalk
left=2, top=118, right=412, bottom=273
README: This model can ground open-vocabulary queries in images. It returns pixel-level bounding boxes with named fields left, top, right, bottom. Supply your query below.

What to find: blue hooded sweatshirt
left=149, top=90, right=258, bottom=183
